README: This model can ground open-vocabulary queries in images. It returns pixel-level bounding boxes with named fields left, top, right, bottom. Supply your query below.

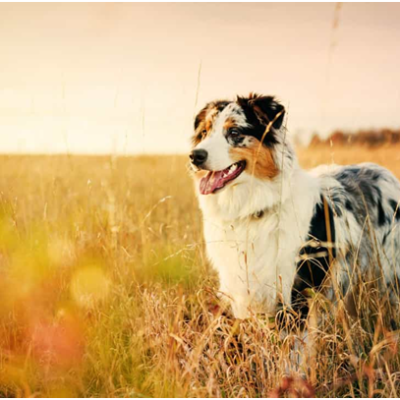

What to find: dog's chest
left=204, top=213, right=279, bottom=274
left=201, top=201, right=312, bottom=317
left=203, top=212, right=289, bottom=311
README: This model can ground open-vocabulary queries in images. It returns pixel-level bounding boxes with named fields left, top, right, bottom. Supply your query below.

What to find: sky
left=0, top=3, right=399, bottom=154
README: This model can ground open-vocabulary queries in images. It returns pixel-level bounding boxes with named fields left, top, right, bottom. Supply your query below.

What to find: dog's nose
left=190, top=149, right=208, bottom=167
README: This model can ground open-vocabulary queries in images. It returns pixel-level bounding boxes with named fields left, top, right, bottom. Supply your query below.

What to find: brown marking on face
left=223, top=117, right=236, bottom=132
left=229, top=140, right=278, bottom=180
left=192, top=108, right=208, bottom=146
left=192, top=106, right=217, bottom=146
left=192, top=101, right=229, bottom=146
left=205, top=107, right=218, bottom=131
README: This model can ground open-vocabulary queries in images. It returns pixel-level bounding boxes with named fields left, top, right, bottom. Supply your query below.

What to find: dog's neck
left=197, top=158, right=320, bottom=223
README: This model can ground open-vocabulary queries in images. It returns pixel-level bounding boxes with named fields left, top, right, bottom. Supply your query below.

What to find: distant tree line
left=309, top=128, right=400, bottom=147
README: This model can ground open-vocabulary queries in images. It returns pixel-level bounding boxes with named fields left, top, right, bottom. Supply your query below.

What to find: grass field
left=1, top=145, right=400, bottom=397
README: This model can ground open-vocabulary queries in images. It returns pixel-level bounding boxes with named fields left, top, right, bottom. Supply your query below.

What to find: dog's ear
left=243, top=94, right=285, bottom=130
left=194, top=105, right=208, bottom=131
left=194, top=100, right=230, bottom=131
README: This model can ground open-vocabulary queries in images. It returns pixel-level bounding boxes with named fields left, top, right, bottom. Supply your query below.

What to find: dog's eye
left=229, top=128, right=240, bottom=136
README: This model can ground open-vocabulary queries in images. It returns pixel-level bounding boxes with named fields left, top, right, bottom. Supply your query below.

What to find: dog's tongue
left=200, top=171, right=225, bottom=195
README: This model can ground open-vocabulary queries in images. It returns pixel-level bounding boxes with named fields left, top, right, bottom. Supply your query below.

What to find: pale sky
left=0, top=3, right=399, bottom=154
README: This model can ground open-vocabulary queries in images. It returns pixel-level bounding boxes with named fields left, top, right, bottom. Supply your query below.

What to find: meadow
left=1, top=144, right=400, bottom=397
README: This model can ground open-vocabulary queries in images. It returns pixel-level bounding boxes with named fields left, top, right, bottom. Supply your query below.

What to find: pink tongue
left=200, top=170, right=226, bottom=195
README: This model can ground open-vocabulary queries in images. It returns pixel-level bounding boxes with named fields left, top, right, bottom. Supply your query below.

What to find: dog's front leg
left=278, top=260, right=298, bottom=309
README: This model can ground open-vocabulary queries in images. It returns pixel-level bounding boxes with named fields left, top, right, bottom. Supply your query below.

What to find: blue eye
left=229, top=128, right=240, bottom=136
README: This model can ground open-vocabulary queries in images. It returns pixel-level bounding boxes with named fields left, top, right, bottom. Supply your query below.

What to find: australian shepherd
left=190, top=93, right=400, bottom=322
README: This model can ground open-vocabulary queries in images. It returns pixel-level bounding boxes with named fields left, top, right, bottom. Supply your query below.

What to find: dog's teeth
left=230, top=164, right=237, bottom=172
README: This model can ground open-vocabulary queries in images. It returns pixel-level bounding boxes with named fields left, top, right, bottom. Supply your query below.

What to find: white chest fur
left=197, top=170, right=320, bottom=319
left=203, top=212, right=281, bottom=318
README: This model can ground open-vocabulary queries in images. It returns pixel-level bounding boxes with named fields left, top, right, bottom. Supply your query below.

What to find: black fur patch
left=378, top=201, right=386, bottom=226
left=345, top=200, right=353, bottom=212
left=236, top=94, right=284, bottom=148
left=291, top=196, right=336, bottom=319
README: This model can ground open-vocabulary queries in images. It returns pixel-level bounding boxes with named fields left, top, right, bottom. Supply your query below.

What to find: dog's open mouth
left=199, top=161, right=246, bottom=195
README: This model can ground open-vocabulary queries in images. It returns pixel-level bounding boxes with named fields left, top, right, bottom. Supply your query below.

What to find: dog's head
left=190, top=93, right=287, bottom=197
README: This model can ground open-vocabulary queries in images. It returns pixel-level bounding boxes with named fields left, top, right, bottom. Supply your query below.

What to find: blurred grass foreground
left=0, top=146, right=400, bottom=397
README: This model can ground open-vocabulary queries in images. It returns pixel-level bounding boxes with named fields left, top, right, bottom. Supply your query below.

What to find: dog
left=190, top=93, right=400, bottom=321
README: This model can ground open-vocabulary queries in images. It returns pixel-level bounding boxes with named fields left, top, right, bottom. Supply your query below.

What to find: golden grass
left=0, top=146, right=400, bottom=397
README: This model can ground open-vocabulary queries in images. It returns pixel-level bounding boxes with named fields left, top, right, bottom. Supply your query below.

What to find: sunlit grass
left=0, top=147, right=400, bottom=397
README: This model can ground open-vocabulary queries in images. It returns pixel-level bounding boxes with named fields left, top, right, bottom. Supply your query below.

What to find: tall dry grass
left=0, top=146, right=400, bottom=397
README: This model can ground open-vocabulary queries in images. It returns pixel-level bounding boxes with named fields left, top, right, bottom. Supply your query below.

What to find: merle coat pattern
left=190, top=93, right=400, bottom=320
